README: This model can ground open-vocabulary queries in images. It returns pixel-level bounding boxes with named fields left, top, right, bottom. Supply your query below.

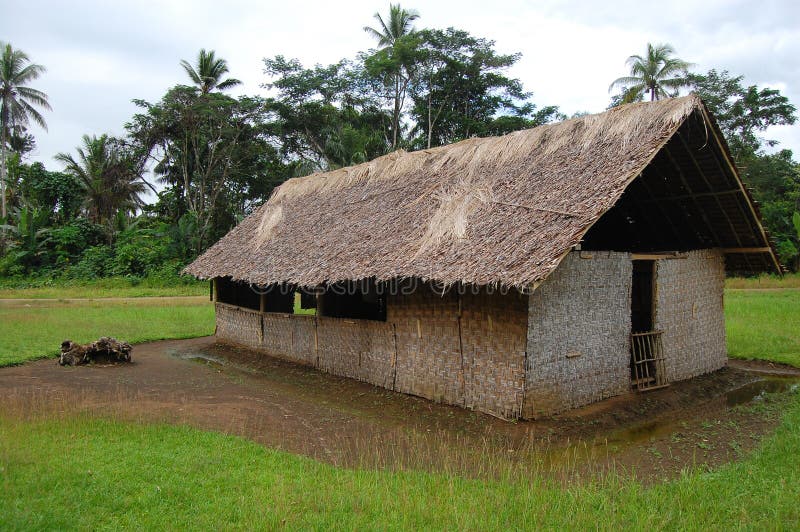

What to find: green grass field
left=726, top=289, right=800, bottom=367
left=2, top=396, right=799, bottom=529
left=725, top=272, right=800, bottom=289
left=0, top=281, right=208, bottom=299
left=0, top=300, right=214, bottom=366
left=1, top=287, right=799, bottom=528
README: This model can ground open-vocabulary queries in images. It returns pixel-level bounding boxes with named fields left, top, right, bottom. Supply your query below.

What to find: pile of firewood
left=59, top=337, right=133, bottom=366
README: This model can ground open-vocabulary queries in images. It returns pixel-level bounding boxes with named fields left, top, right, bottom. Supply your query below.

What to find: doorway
left=631, top=260, right=654, bottom=333
left=630, top=260, right=668, bottom=391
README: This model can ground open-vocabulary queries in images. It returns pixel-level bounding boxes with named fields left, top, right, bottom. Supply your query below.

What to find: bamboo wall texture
left=215, top=287, right=528, bottom=419
left=388, top=287, right=528, bottom=419
left=523, top=251, right=633, bottom=417
left=213, top=249, right=728, bottom=420
left=655, top=249, right=727, bottom=381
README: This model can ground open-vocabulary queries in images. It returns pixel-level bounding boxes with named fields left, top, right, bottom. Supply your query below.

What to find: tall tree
left=180, top=49, right=242, bottom=94
left=609, top=43, right=692, bottom=103
left=0, top=42, right=50, bottom=220
left=363, top=3, right=419, bottom=47
left=686, top=69, right=796, bottom=158
left=408, top=28, right=561, bottom=148
left=128, top=86, right=278, bottom=247
left=54, top=134, right=146, bottom=236
left=263, top=56, right=389, bottom=171
left=363, top=4, right=420, bottom=148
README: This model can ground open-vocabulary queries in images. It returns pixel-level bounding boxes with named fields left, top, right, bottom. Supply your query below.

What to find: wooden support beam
left=212, top=278, right=218, bottom=303
left=630, top=172, right=689, bottom=249
left=632, top=252, right=688, bottom=260
left=697, top=106, right=782, bottom=273
left=721, top=247, right=773, bottom=254
left=673, top=127, right=755, bottom=273
left=682, top=122, right=759, bottom=270
left=662, top=141, right=730, bottom=248
left=638, top=188, right=741, bottom=204
left=259, top=292, right=266, bottom=313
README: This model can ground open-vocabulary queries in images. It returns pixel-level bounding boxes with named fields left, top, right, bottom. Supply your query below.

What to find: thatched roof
left=185, top=95, right=779, bottom=288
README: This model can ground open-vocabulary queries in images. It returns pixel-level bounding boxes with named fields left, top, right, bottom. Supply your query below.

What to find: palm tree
left=55, top=134, right=146, bottom=234
left=363, top=4, right=420, bottom=48
left=180, top=49, right=241, bottom=94
left=0, top=42, right=50, bottom=219
left=609, top=43, right=692, bottom=103
left=364, top=4, right=420, bottom=149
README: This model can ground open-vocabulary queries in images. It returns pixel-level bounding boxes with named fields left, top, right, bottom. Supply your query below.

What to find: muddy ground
left=1, top=337, right=798, bottom=484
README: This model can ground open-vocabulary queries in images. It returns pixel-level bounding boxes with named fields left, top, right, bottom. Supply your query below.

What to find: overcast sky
left=3, top=0, right=799, bottom=178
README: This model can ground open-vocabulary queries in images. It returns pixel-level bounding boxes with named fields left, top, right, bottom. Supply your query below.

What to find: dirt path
left=0, top=296, right=208, bottom=308
left=2, top=337, right=797, bottom=483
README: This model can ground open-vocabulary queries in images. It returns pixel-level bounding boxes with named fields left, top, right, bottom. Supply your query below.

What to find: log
left=59, top=337, right=132, bottom=366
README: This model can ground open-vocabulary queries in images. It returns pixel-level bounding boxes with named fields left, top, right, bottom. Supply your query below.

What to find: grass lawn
left=2, top=396, right=799, bottom=529
left=726, top=272, right=800, bottom=289
left=0, top=300, right=214, bottom=366
left=1, top=287, right=799, bottom=527
left=726, top=289, right=800, bottom=367
left=0, top=281, right=208, bottom=299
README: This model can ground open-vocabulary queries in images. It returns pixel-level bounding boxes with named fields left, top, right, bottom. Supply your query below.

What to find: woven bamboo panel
left=389, top=289, right=464, bottom=404
left=215, top=303, right=263, bottom=350
left=523, top=252, right=632, bottom=417
left=655, top=249, right=726, bottom=382
left=387, top=286, right=529, bottom=417
left=316, top=317, right=395, bottom=388
left=460, top=289, right=528, bottom=419
left=262, top=313, right=316, bottom=366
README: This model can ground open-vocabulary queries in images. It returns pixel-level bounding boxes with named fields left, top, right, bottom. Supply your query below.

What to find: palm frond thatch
left=185, top=95, right=775, bottom=288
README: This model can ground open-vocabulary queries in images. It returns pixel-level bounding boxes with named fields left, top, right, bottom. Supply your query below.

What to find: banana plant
left=0, top=204, right=51, bottom=269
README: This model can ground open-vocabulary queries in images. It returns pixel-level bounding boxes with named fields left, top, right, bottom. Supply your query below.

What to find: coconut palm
left=609, top=43, right=692, bottom=103
left=364, top=4, right=420, bottom=148
left=363, top=4, right=420, bottom=48
left=55, top=134, right=146, bottom=232
left=180, top=49, right=241, bottom=94
left=0, top=42, right=50, bottom=219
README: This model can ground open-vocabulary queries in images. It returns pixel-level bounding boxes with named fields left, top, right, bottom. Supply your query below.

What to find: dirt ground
left=2, top=337, right=798, bottom=483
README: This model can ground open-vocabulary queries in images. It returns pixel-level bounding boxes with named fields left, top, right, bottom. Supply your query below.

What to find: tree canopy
left=609, top=43, right=692, bottom=103
left=1, top=42, right=50, bottom=219
left=180, top=49, right=242, bottom=94
left=1, top=14, right=799, bottom=280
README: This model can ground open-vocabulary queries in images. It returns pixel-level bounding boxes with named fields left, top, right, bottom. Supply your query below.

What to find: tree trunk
left=0, top=123, right=7, bottom=220
left=393, top=74, right=400, bottom=149
left=427, top=92, right=433, bottom=149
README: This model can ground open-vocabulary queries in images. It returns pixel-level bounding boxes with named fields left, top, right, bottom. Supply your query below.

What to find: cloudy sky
left=3, top=0, right=799, bottom=178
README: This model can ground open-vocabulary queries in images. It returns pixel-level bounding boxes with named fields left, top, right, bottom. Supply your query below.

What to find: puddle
left=604, top=419, right=682, bottom=446
left=586, top=376, right=800, bottom=452
left=168, top=350, right=227, bottom=370
left=725, top=377, right=800, bottom=407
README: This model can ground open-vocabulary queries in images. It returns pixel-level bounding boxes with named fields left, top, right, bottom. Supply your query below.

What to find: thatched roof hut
left=186, top=95, right=778, bottom=419
left=186, top=94, right=778, bottom=288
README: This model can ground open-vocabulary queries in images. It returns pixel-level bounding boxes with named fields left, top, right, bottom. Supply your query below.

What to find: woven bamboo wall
left=215, top=286, right=528, bottom=419
left=316, top=317, right=396, bottom=389
left=655, top=249, right=727, bottom=381
left=389, top=289, right=463, bottom=405
left=523, top=251, right=633, bottom=417
left=387, top=287, right=528, bottom=419
left=214, top=248, right=729, bottom=420
left=216, top=303, right=263, bottom=350
left=459, top=290, right=527, bottom=418
left=262, top=313, right=316, bottom=366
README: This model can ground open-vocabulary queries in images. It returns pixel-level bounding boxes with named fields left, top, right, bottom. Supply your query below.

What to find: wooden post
left=259, top=292, right=266, bottom=313
left=212, top=278, right=218, bottom=303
